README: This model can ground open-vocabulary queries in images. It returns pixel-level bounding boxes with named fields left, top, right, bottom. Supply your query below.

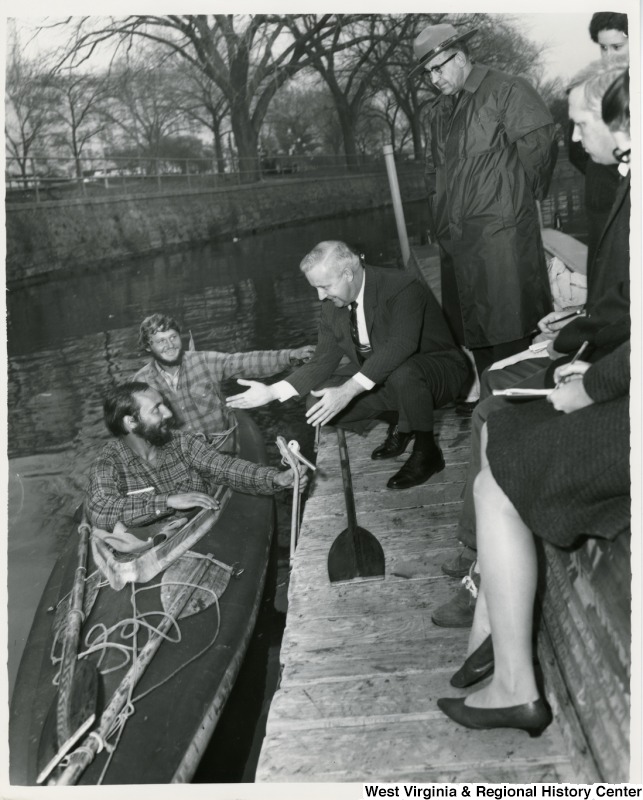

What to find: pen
left=528, top=309, right=583, bottom=336
left=547, top=309, right=584, bottom=329
left=557, top=340, right=590, bottom=386
left=569, top=340, right=589, bottom=365
left=127, top=486, right=155, bottom=495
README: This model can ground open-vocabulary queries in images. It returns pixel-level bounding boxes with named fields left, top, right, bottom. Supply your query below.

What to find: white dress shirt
left=273, top=271, right=375, bottom=401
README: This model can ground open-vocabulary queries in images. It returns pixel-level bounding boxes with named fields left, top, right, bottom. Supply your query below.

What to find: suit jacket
left=286, top=266, right=462, bottom=396
left=555, top=172, right=630, bottom=361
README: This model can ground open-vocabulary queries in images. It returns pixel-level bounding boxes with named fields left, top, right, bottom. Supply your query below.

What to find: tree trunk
left=229, top=102, right=260, bottom=183
left=411, top=115, right=424, bottom=161
left=336, top=105, right=360, bottom=172
left=212, top=115, right=226, bottom=175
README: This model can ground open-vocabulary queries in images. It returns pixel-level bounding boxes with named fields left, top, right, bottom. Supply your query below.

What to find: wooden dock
left=256, top=245, right=577, bottom=782
left=256, top=413, right=576, bottom=782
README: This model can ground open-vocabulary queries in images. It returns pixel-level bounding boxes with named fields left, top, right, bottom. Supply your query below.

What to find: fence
left=6, top=149, right=586, bottom=242
left=5, top=152, right=415, bottom=205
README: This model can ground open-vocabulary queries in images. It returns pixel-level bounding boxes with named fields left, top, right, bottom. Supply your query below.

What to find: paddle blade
left=161, top=552, right=232, bottom=619
left=327, top=525, right=385, bottom=584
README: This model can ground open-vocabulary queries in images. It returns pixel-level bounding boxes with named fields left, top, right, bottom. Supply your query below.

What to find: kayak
left=9, top=411, right=275, bottom=785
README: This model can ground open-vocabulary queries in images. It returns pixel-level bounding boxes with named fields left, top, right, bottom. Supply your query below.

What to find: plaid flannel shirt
left=86, top=432, right=280, bottom=530
left=133, top=349, right=293, bottom=436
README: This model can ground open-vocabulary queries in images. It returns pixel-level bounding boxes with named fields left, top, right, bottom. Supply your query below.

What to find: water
left=6, top=200, right=432, bottom=779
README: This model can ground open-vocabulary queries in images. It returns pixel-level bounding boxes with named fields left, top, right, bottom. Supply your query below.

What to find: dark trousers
left=313, top=352, right=469, bottom=434
left=457, top=357, right=549, bottom=549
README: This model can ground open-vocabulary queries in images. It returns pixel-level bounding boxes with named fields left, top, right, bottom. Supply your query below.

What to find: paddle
left=37, top=512, right=100, bottom=784
left=327, top=427, right=385, bottom=584
left=51, top=554, right=214, bottom=786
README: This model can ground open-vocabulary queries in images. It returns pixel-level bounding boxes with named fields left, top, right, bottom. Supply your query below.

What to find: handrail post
left=383, top=144, right=410, bottom=266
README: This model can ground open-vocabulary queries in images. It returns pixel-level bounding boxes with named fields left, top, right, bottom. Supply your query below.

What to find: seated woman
left=437, top=69, right=631, bottom=737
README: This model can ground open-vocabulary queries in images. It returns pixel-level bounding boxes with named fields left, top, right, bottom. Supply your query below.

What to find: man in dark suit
left=226, top=240, right=469, bottom=489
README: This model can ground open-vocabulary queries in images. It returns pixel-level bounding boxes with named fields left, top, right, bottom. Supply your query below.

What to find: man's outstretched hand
left=226, top=379, right=277, bottom=409
left=306, top=379, right=362, bottom=427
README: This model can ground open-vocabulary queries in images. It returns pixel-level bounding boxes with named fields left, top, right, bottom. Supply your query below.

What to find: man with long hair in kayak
left=133, top=313, right=314, bottom=452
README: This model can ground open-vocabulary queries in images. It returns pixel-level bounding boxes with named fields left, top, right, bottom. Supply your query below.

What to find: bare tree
left=286, top=14, right=414, bottom=168
left=45, top=68, right=112, bottom=178
left=5, top=28, right=57, bottom=184
left=173, top=62, right=230, bottom=174
left=262, top=85, right=329, bottom=156
left=369, top=14, right=444, bottom=160
left=101, top=50, right=189, bottom=171
left=52, top=14, right=360, bottom=181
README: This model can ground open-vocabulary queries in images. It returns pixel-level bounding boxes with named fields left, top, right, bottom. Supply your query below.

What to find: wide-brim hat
left=409, top=23, right=478, bottom=78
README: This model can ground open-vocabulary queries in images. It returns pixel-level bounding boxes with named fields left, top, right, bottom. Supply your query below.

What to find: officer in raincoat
left=411, top=23, right=558, bottom=377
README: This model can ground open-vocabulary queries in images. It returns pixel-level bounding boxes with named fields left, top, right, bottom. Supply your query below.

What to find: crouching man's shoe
left=371, top=424, right=414, bottom=460
left=387, top=447, right=445, bottom=490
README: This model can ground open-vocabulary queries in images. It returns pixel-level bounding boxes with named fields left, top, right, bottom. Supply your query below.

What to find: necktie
left=349, top=302, right=372, bottom=364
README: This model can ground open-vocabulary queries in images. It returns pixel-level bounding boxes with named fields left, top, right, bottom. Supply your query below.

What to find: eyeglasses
left=425, top=51, right=457, bottom=79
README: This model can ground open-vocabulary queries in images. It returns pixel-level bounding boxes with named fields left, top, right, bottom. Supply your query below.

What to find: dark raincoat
left=425, top=64, right=557, bottom=348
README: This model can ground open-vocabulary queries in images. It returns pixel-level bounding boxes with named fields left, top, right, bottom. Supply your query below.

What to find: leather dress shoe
left=441, top=547, right=476, bottom=578
left=371, top=424, right=414, bottom=460
left=450, top=635, right=494, bottom=688
left=437, top=696, right=552, bottom=737
left=386, top=448, right=445, bottom=490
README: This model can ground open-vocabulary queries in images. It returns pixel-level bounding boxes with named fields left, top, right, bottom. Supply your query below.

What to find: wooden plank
left=286, top=576, right=467, bottom=622
left=264, top=672, right=472, bottom=728
left=293, top=519, right=463, bottom=555
left=302, top=499, right=465, bottom=527
left=257, top=718, right=572, bottom=782
left=288, top=548, right=466, bottom=596
left=280, top=634, right=470, bottom=685
left=312, top=463, right=469, bottom=494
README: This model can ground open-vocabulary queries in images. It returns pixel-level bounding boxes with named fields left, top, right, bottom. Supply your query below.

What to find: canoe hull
left=9, top=412, right=275, bottom=785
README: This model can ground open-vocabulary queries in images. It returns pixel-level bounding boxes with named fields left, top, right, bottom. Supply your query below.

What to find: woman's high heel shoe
left=450, top=634, right=493, bottom=688
left=437, top=696, right=553, bottom=738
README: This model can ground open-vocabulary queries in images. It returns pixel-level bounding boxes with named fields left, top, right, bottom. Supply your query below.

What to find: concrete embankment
left=6, top=168, right=427, bottom=285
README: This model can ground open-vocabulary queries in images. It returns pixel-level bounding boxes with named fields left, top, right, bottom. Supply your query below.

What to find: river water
left=6, top=200, right=431, bottom=779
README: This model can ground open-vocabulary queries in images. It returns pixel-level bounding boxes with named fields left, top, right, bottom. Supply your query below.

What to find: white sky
left=2, top=9, right=629, bottom=84
left=515, top=13, right=600, bottom=81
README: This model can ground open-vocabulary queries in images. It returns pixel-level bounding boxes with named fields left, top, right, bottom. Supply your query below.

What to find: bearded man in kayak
left=86, top=381, right=307, bottom=531
left=133, top=313, right=314, bottom=452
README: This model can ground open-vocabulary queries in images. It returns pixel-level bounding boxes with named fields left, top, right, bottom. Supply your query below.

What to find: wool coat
left=487, top=341, right=630, bottom=546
